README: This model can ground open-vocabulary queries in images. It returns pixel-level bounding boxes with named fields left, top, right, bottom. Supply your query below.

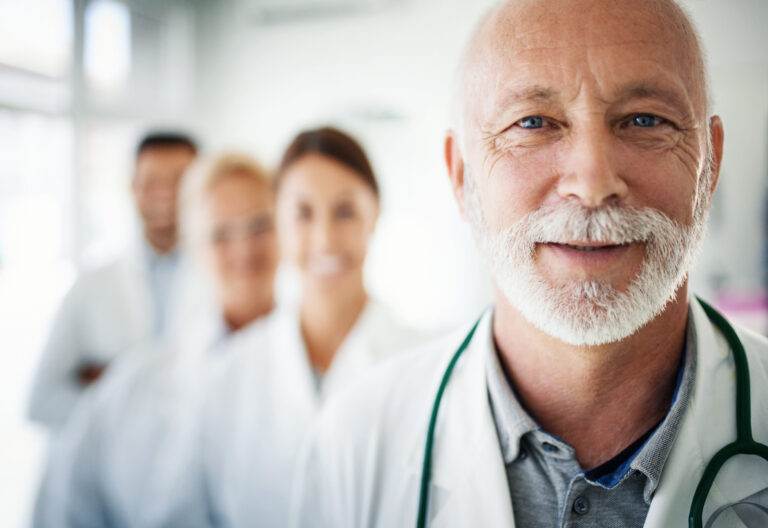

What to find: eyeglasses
left=210, top=214, right=274, bottom=244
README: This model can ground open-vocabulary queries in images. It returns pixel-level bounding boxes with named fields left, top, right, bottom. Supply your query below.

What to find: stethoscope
left=416, top=297, right=768, bottom=528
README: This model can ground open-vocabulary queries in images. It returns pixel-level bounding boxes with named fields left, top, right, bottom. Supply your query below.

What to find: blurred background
left=0, top=0, right=766, bottom=525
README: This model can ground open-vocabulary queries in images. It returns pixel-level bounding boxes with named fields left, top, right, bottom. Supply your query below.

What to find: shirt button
left=518, top=449, right=527, bottom=460
left=541, top=442, right=558, bottom=453
left=573, top=496, right=590, bottom=515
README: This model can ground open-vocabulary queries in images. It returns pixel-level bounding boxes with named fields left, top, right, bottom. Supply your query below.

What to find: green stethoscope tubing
left=689, top=299, right=768, bottom=528
left=415, top=297, right=768, bottom=528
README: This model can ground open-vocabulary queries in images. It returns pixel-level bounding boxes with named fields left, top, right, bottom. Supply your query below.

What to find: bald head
left=453, top=0, right=710, bottom=145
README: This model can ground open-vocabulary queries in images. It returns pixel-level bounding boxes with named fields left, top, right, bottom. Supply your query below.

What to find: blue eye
left=632, top=114, right=661, bottom=127
left=518, top=116, right=545, bottom=129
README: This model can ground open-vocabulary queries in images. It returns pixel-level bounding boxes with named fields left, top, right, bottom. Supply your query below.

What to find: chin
left=499, top=272, right=683, bottom=347
left=304, top=268, right=358, bottom=289
left=306, top=271, right=346, bottom=284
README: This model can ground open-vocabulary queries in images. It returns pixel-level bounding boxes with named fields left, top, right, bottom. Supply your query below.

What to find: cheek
left=278, top=220, right=308, bottom=261
left=343, top=225, right=371, bottom=261
left=344, top=214, right=375, bottom=249
left=480, top=151, right=558, bottom=231
left=210, top=245, right=230, bottom=277
left=256, top=236, right=280, bottom=267
left=622, top=148, right=700, bottom=223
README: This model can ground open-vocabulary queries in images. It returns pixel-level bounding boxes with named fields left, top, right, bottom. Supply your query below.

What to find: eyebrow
left=494, top=82, right=691, bottom=109
left=613, top=83, right=692, bottom=113
left=293, top=190, right=357, bottom=202
left=495, top=85, right=560, bottom=108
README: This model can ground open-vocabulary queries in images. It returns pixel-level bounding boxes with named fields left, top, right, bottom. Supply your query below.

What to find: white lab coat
left=292, top=299, right=768, bottom=528
left=28, top=245, right=206, bottom=528
left=27, top=245, right=203, bottom=429
left=49, top=307, right=225, bottom=528
left=202, top=300, right=424, bottom=528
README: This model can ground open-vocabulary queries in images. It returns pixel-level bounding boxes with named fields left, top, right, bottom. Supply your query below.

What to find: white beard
left=467, top=179, right=709, bottom=346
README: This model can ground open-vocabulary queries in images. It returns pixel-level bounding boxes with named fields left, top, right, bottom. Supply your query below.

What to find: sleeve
left=27, top=281, right=88, bottom=429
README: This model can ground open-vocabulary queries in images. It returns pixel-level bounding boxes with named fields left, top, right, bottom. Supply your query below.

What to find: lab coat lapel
left=282, top=301, right=381, bottom=406
left=644, top=299, right=767, bottom=526
left=275, top=308, right=321, bottom=413
left=322, top=302, right=377, bottom=399
left=406, top=311, right=516, bottom=528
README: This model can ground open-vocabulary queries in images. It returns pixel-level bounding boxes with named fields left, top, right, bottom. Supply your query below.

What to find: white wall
left=191, top=0, right=768, bottom=330
left=683, top=0, right=768, bottom=299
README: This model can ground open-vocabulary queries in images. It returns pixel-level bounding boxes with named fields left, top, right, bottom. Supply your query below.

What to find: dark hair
left=277, top=127, right=379, bottom=196
left=136, top=131, right=198, bottom=159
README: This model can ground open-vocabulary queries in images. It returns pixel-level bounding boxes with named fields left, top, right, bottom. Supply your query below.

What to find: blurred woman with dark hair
left=200, top=127, right=423, bottom=528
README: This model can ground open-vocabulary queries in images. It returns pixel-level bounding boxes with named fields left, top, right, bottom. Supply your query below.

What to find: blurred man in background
left=26, top=132, right=198, bottom=527
left=27, top=131, right=197, bottom=429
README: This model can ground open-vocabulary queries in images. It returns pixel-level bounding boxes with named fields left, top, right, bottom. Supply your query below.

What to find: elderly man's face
left=451, top=0, right=723, bottom=345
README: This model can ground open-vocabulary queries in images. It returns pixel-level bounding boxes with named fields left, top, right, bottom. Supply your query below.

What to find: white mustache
left=505, top=202, right=686, bottom=254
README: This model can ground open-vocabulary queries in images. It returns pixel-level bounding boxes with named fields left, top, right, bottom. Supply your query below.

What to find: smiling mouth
left=550, top=242, right=633, bottom=251
left=307, top=255, right=346, bottom=276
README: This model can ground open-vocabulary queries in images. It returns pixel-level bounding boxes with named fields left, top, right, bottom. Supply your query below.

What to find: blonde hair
left=180, top=152, right=273, bottom=253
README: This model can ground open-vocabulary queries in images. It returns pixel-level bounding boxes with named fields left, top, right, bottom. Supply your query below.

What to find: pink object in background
left=712, top=290, right=768, bottom=336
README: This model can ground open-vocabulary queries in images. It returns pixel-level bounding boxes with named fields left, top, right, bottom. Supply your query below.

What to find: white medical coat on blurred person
left=202, top=300, right=423, bottom=528
left=27, top=243, right=200, bottom=429
left=50, top=305, right=225, bottom=528
left=28, top=243, right=206, bottom=528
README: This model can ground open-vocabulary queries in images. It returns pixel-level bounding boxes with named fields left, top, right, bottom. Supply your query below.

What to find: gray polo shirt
left=486, top=315, right=697, bottom=527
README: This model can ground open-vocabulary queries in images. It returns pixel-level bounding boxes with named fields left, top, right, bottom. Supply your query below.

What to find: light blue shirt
left=143, top=241, right=180, bottom=336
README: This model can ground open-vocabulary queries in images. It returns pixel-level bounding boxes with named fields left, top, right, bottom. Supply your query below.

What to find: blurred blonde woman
left=50, top=153, right=279, bottom=528
left=200, top=127, right=424, bottom=528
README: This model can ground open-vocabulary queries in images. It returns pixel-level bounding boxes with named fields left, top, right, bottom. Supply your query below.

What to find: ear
left=445, top=131, right=469, bottom=219
left=706, top=115, right=724, bottom=200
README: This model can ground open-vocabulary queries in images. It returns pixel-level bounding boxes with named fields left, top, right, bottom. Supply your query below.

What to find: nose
left=557, top=125, right=628, bottom=207
left=310, top=214, right=335, bottom=253
left=227, top=232, right=255, bottom=262
left=149, top=183, right=177, bottom=205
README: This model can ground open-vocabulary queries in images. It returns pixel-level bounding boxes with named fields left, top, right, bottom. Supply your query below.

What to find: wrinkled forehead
left=460, top=0, right=707, bottom=133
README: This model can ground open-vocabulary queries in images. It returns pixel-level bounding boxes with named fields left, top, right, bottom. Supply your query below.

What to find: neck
left=145, top=227, right=177, bottom=255
left=493, top=285, right=689, bottom=469
left=223, top=291, right=275, bottom=332
left=301, top=273, right=368, bottom=373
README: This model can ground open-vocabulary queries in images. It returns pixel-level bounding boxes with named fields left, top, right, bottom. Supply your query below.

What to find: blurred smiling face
left=133, top=146, right=196, bottom=232
left=458, top=0, right=721, bottom=345
left=205, top=173, right=279, bottom=305
left=277, top=153, right=379, bottom=288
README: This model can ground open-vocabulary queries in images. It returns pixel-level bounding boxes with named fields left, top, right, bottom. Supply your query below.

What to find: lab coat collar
left=273, top=305, right=321, bottom=413
left=121, top=239, right=187, bottom=340
left=274, top=300, right=385, bottom=410
left=644, top=298, right=768, bottom=525
left=405, top=308, right=516, bottom=526
left=322, top=300, right=381, bottom=398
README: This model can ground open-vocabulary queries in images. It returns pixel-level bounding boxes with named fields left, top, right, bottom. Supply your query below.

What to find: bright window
left=84, top=0, right=132, bottom=91
left=0, top=0, right=73, bottom=78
